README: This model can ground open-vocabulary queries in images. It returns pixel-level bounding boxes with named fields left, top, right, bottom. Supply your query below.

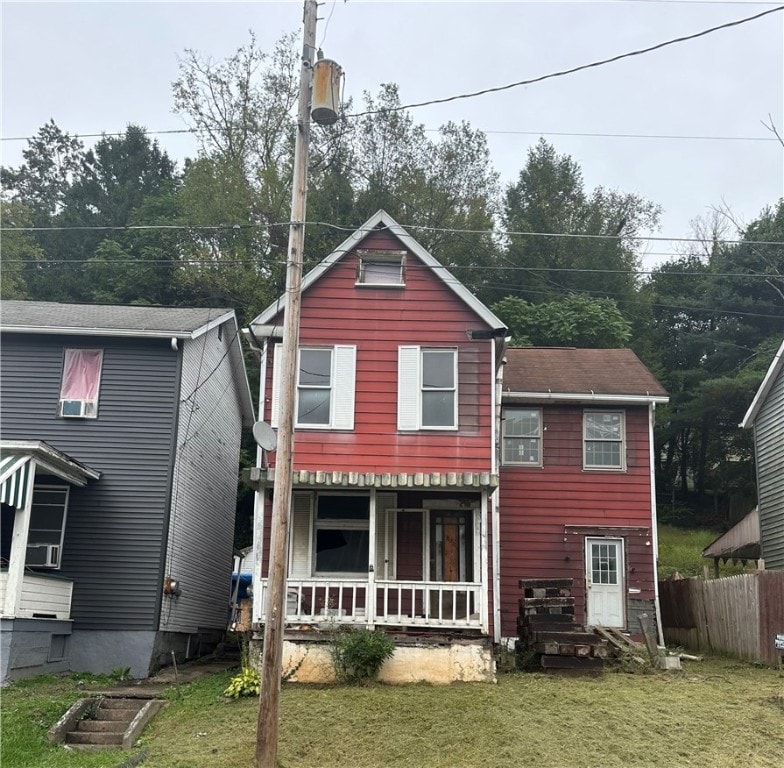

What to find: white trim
left=649, top=403, right=665, bottom=646
left=4, top=461, right=36, bottom=616
left=501, top=407, right=543, bottom=467
left=583, top=410, right=627, bottom=471
left=740, top=338, right=784, bottom=428
left=492, top=342, right=502, bottom=644
left=504, top=391, right=668, bottom=405
left=25, top=484, right=70, bottom=570
left=249, top=209, right=507, bottom=334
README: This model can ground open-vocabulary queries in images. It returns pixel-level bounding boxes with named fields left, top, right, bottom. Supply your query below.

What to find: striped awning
left=0, top=454, right=33, bottom=509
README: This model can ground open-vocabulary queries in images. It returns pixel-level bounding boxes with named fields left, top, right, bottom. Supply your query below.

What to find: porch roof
left=0, top=441, right=100, bottom=509
left=245, top=467, right=498, bottom=492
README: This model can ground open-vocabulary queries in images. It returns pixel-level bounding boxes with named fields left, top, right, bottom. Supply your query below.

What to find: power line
left=348, top=4, right=784, bottom=117
left=4, top=255, right=782, bottom=283
left=4, top=219, right=783, bottom=246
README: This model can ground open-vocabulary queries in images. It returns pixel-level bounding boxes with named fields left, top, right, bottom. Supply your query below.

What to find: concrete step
left=66, top=731, right=124, bottom=746
left=75, top=720, right=127, bottom=733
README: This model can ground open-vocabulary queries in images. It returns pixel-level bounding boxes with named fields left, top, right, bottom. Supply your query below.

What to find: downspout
left=491, top=340, right=504, bottom=644
left=252, top=338, right=269, bottom=626
left=649, top=402, right=665, bottom=647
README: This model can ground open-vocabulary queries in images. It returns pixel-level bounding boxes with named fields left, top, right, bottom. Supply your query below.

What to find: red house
left=498, top=348, right=668, bottom=643
left=244, top=211, right=667, bottom=680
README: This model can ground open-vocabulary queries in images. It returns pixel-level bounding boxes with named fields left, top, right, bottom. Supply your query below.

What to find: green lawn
left=657, top=523, right=757, bottom=579
left=3, top=659, right=782, bottom=768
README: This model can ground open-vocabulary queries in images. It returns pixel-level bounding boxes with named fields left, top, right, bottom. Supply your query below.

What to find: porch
left=248, top=469, right=497, bottom=635
left=0, top=570, right=73, bottom=620
left=256, top=577, right=483, bottom=629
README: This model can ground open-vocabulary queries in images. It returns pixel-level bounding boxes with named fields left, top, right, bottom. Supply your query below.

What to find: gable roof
left=1, top=300, right=255, bottom=426
left=740, top=338, right=784, bottom=428
left=1, top=300, right=235, bottom=339
left=503, top=347, right=668, bottom=404
left=248, top=209, right=507, bottom=334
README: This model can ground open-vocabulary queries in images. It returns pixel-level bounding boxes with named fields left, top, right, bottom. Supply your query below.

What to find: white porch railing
left=257, top=578, right=482, bottom=629
left=0, top=570, right=73, bottom=619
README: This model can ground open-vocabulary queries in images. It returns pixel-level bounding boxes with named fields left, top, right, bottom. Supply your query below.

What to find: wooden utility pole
left=255, top=2, right=318, bottom=765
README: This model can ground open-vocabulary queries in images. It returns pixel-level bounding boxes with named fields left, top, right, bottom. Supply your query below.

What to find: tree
left=493, top=294, right=632, bottom=348
left=500, top=139, right=660, bottom=308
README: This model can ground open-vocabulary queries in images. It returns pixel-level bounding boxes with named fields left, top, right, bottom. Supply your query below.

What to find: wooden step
left=540, top=655, right=604, bottom=671
left=519, top=578, right=573, bottom=590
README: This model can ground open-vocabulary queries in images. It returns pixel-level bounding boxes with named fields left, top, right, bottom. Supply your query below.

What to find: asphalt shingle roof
left=0, top=300, right=234, bottom=337
left=504, top=347, right=667, bottom=397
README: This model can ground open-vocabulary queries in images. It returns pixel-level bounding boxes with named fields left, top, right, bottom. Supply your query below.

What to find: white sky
left=2, top=0, right=783, bottom=269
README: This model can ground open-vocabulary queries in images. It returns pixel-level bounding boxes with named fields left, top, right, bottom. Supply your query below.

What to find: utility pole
left=255, top=1, right=318, bottom=765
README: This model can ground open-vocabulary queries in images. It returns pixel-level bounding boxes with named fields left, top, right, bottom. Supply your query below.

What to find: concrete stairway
left=49, top=695, right=166, bottom=751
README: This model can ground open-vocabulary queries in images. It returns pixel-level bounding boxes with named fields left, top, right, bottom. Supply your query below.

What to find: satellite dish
left=252, top=421, right=277, bottom=452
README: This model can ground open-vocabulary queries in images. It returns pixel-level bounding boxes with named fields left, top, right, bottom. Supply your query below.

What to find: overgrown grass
left=657, top=524, right=757, bottom=579
left=3, top=659, right=782, bottom=767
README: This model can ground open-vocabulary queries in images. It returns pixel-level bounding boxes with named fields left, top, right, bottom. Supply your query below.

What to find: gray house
left=1, top=301, right=254, bottom=683
left=740, top=339, right=784, bottom=571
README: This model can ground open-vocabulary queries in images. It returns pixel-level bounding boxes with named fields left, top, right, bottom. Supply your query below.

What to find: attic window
left=356, top=250, right=406, bottom=286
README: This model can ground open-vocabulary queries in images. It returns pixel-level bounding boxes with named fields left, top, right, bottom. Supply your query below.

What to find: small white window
left=25, top=486, right=69, bottom=569
left=59, top=348, right=103, bottom=418
left=584, top=411, right=625, bottom=470
left=502, top=409, right=542, bottom=466
left=398, top=347, right=458, bottom=430
left=271, top=345, right=356, bottom=430
left=356, top=249, right=406, bottom=286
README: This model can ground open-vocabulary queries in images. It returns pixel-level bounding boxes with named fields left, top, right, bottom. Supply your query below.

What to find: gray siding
left=0, top=333, right=179, bottom=630
left=161, top=325, right=244, bottom=633
left=755, top=367, right=784, bottom=570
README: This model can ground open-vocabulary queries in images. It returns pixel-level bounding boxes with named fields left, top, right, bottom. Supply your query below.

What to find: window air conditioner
left=60, top=399, right=89, bottom=418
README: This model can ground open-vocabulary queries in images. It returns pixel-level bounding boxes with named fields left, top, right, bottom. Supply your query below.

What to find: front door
left=429, top=511, right=473, bottom=619
left=430, top=511, right=472, bottom=582
left=585, top=537, right=625, bottom=627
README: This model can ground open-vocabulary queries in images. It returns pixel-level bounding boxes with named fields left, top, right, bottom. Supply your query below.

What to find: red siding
left=498, top=405, right=656, bottom=637
left=264, top=230, right=496, bottom=475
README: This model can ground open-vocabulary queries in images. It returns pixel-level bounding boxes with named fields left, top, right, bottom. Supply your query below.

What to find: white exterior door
left=585, top=537, right=625, bottom=628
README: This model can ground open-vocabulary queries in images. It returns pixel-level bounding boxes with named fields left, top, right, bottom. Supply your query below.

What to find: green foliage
left=223, top=666, right=261, bottom=699
left=110, top=666, right=132, bottom=682
left=494, top=294, right=632, bottom=348
left=499, top=138, right=660, bottom=306
left=330, top=628, right=396, bottom=685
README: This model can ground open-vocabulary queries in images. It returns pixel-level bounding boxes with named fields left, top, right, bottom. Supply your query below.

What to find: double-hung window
left=398, top=347, right=458, bottom=430
left=59, top=349, right=103, bottom=418
left=271, top=344, right=356, bottom=430
left=502, top=409, right=542, bottom=466
left=25, top=486, right=69, bottom=568
left=583, top=411, right=625, bottom=470
left=297, top=348, right=333, bottom=426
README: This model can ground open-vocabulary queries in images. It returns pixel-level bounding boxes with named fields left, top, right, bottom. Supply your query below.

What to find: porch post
left=479, top=492, right=489, bottom=635
left=4, top=461, right=36, bottom=616
left=367, top=489, right=377, bottom=627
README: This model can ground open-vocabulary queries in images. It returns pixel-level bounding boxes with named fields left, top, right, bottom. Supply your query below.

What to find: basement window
left=356, top=250, right=406, bottom=286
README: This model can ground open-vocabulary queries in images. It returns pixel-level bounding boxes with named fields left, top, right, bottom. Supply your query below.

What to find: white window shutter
left=270, top=343, right=283, bottom=427
left=332, top=345, right=356, bottom=430
left=375, top=492, right=397, bottom=579
left=289, top=492, right=313, bottom=578
left=398, top=346, right=420, bottom=431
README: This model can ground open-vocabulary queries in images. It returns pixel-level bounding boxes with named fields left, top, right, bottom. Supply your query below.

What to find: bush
left=224, top=665, right=261, bottom=698
left=330, top=628, right=395, bottom=685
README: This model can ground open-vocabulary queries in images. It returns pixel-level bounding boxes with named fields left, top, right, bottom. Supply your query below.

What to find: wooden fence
left=659, top=571, right=784, bottom=666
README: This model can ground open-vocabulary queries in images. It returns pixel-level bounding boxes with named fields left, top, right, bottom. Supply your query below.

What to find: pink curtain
left=61, top=349, right=103, bottom=400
